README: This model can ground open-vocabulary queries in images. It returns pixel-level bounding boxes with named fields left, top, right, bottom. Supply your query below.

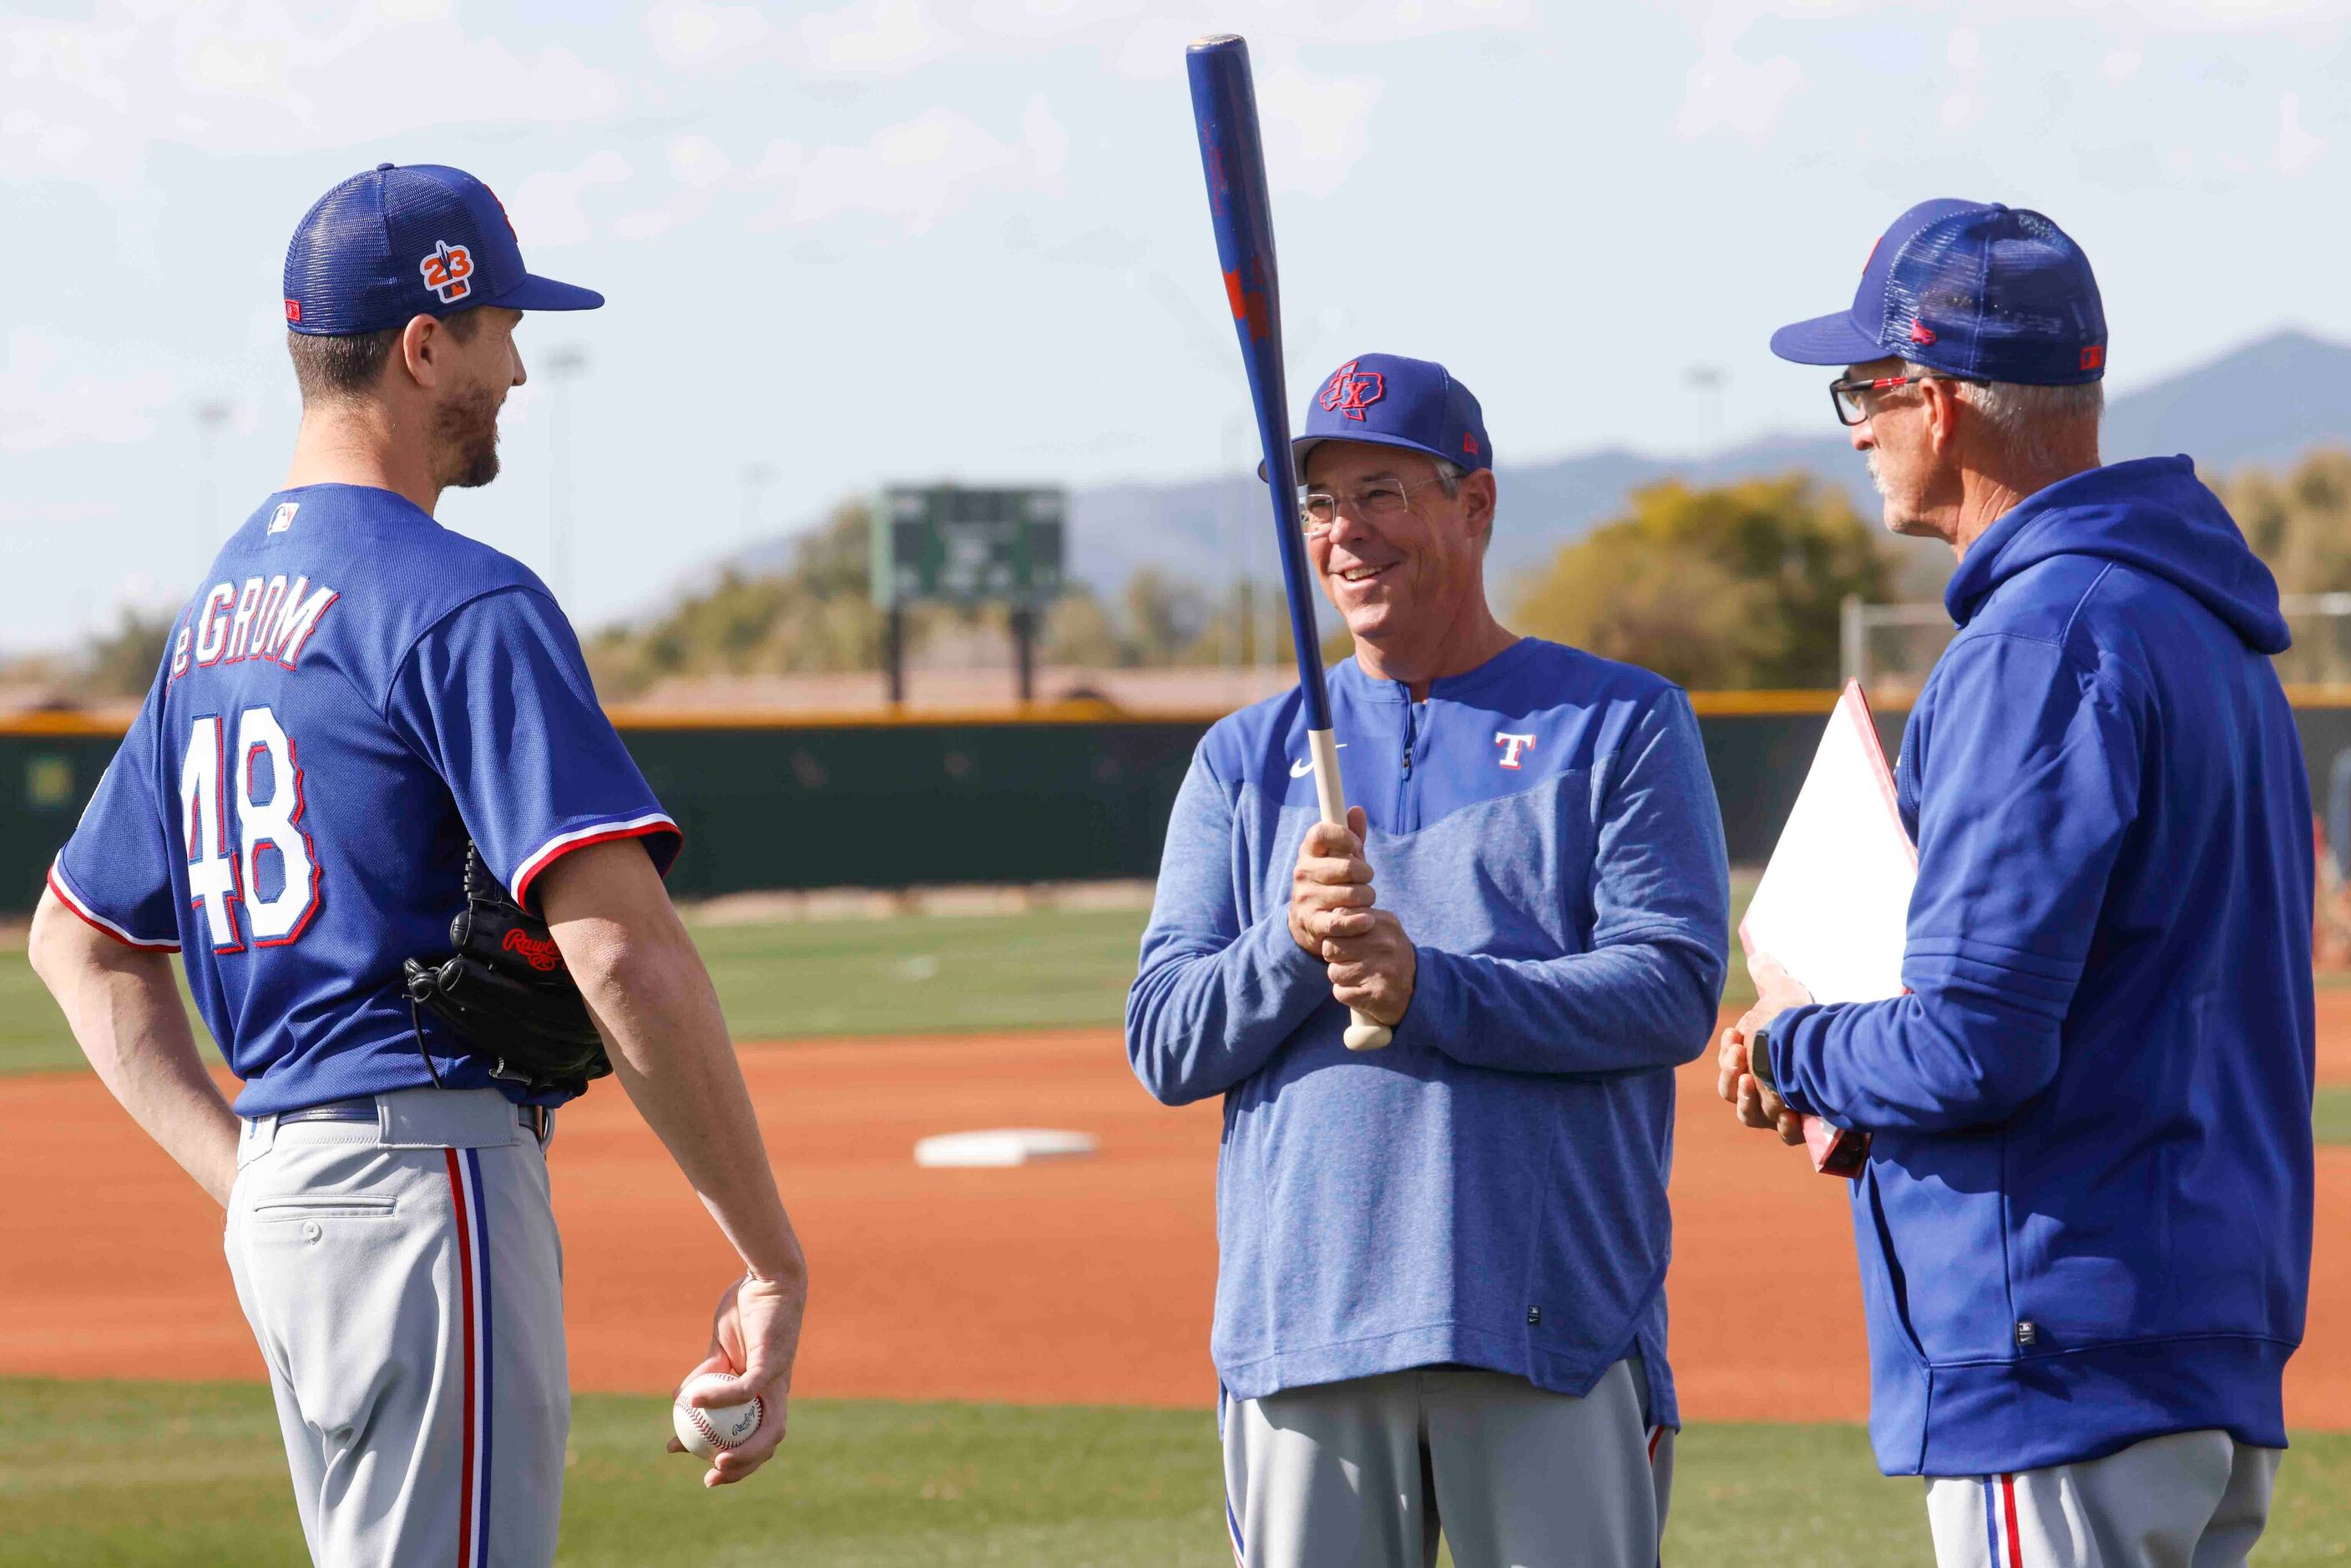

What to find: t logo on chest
left=1494, top=731, right=1536, bottom=770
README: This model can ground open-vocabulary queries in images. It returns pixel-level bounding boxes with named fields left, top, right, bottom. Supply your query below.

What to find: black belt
left=278, top=1095, right=553, bottom=1140
left=277, top=1097, right=377, bottom=1125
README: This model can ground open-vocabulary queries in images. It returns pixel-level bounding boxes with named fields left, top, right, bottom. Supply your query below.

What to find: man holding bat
left=1722, top=200, right=2314, bottom=1566
left=1128, top=352, right=1730, bottom=1568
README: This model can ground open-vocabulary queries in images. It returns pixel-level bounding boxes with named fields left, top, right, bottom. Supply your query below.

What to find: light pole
left=195, top=399, right=231, bottom=568
left=543, top=346, right=589, bottom=604
left=741, top=462, right=775, bottom=545
left=1683, top=365, right=1727, bottom=456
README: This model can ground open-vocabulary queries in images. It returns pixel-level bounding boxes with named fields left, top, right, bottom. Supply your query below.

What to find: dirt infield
left=3, top=1019, right=2346, bottom=1426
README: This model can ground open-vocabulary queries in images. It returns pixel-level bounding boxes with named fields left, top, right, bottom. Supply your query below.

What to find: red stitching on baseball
left=687, top=1393, right=761, bottom=1450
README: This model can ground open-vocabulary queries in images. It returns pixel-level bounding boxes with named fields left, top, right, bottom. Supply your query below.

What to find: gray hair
left=1431, top=457, right=1464, bottom=498
left=1904, top=361, right=2102, bottom=473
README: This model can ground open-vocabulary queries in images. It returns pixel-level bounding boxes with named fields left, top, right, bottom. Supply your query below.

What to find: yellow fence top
left=8, top=685, right=2351, bottom=740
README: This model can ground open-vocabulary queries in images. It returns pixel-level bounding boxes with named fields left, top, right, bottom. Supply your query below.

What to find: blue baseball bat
left=1186, top=33, right=1390, bottom=1050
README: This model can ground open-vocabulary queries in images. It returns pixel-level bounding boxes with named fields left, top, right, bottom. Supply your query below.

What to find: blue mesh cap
left=282, top=163, right=602, bottom=336
left=1770, top=200, right=2107, bottom=385
left=1269, top=352, right=1492, bottom=479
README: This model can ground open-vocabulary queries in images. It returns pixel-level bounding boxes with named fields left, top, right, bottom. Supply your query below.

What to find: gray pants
left=1924, top=1429, right=2281, bottom=1568
left=1221, top=1360, right=1673, bottom=1568
left=225, top=1087, right=568, bottom=1568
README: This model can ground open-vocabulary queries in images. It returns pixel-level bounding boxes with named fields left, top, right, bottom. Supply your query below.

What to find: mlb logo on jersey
left=268, top=503, right=300, bottom=535
left=420, top=240, right=475, bottom=304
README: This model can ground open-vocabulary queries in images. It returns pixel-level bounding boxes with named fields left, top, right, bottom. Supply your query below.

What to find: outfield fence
left=7, top=695, right=2351, bottom=916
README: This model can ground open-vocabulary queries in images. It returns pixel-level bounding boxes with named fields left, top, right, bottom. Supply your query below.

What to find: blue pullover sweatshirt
left=1768, top=456, right=2315, bottom=1477
left=1126, top=639, right=1730, bottom=1424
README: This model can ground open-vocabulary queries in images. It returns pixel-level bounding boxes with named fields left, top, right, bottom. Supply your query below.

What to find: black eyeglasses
left=1828, top=372, right=1982, bottom=427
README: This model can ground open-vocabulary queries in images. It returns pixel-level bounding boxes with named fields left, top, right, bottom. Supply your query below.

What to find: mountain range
left=712, top=328, right=2351, bottom=604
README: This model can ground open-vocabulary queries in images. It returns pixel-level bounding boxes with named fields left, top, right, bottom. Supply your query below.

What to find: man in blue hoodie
left=1724, top=200, right=2314, bottom=1567
left=1128, top=353, right=1729, bottom=1568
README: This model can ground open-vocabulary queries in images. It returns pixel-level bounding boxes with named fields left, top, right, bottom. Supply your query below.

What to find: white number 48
left=180, top=706, right=320, bottom=950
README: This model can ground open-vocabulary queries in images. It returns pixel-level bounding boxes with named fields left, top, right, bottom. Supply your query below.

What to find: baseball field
left=3, top=900, right=2347, bottom=1565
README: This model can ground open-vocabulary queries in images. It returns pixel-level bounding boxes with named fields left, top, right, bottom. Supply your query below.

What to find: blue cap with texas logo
left=281, top=162, right=603, bottom=336
left=1282, top=352, right=1493, bottom=478
left=1769, top=199, right=2106, bottom=385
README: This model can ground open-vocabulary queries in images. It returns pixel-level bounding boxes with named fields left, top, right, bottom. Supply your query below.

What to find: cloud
left=0, top=330, right=177, bottom=454
left=1022, top=93, right=1069, bottom=180
left=1256, top=65, right=1384, bottom=198
left=507, top=151, right=636, bottom=248
left=2278, top=89, right=2324, bottom=174
left=801, top=0, right=963, bottom=74
left=765, top=108, right=1026, bottom=231
left=645, top=1, right=771, bottom=68
left=1676, top=38, right=1802, bottom=139
left=0, top=5, right=623, bottom=186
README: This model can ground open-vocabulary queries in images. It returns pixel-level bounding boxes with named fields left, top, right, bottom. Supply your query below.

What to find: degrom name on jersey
left=50, top=483, right=680, bottom=1117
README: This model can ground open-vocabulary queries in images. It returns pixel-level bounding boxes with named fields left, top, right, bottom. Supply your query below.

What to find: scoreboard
left=871, top=484, right=1066, bottom=609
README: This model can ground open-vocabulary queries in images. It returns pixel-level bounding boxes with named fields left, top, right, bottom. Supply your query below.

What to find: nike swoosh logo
left=1288, top=743, right=1345, bottom=778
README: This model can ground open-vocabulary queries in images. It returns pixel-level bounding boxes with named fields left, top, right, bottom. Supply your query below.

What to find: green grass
left=1, top=1381, right=2345, bottom=1566
left=691, top=908, right=1148, bottom=1042
left=0, top=908, right=1151, bottom=1076
left=2318, top=1085, right=2351, bottom=1148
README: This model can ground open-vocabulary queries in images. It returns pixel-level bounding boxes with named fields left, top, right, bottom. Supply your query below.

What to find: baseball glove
left=402, top=842, right=612, bottom=1096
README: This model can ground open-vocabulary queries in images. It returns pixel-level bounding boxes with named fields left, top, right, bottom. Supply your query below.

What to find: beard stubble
left=434, top=382, right=503, bottom=490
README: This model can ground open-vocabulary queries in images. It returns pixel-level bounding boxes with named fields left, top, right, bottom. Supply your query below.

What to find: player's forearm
left=28, top=893, right=239, bottom=1206
left=1400, top=937, right=1722, bottom=1077
left=1125, top=913, right=1327, bottom=1104
left=561, top=911, right=805, bottom=1285
left=1773, top=971, right=2066, bottom=1132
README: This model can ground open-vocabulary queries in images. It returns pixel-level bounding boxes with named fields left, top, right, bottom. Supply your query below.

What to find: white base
left=914, top=1128, right=1101, bottom=1168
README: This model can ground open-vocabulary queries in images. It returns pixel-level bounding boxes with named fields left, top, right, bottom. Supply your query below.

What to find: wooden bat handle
left=1306, top=730, right=1393, bottom=1050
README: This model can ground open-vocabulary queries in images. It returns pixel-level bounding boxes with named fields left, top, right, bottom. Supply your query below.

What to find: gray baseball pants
left=224, top=1086, right=568, bottom=1568
left=1924, top=1429, right=2281, bottom=1568
left=1221, top=1358, right=1673, bottom=1568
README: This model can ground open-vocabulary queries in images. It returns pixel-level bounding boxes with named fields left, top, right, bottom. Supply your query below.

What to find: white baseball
left=671, top=1371, right=763, bottom=1460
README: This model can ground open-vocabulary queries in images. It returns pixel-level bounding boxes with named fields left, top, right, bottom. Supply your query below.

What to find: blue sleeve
left=386, top=586, right=680, bottom=910
left=1395, top=689, right=1729, bottom=1076
left=1125, top=746, right=1329, bottom=1105
left=50, top=696, right=182, bottom=950
left=1773, top=635, right=2141, bottom=1131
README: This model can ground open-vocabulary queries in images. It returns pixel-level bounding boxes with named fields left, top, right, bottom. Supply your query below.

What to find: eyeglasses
left=1299, top=474, right=1450, bottom=535
left=1828, top=372, right=1982, bottom=427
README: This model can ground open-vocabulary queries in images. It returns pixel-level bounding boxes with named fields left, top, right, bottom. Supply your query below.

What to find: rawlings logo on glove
left=402, top=843, right=611, bottom=1097
left=501, top=927, right=565, bottom=973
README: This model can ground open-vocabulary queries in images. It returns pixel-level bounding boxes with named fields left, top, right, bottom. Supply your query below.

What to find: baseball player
left=28, top=163, right=809, bottom=1565
left=1127, top=353, right=1730, bottom=1568
left=1722, top=200, right=2313, bottom=1565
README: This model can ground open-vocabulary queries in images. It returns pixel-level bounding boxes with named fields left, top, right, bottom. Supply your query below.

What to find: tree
left=2224, top=447, right=2351, bottom=684
left=1118, top=569, right=1208, bottom=666
left=84, top=607, right=179, bottom=699
left=1511, top=475, right=1892, bottom=689
left=585, top=498, right=883, bottom=695
left=1042, top=589, right=1122, bottom=667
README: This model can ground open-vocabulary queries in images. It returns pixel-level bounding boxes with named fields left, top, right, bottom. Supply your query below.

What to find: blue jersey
left=51, top=483, right=679, bottom=1116
left=1126, top=640, right=1729, bottom=1419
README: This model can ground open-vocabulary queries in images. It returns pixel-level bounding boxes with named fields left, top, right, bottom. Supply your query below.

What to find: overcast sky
left=7, top=0, right=2351, bottom=650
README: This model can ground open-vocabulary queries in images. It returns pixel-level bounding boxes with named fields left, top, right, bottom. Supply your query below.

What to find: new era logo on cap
left=281, top=163, right=604, bottom=336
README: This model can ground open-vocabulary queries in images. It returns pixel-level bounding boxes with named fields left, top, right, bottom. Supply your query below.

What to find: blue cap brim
left=488, top=273, right=604, bottom=312
left=1256, top=429, right=1459, bottom=483
left=1769, top=310, right=1887, bottom=366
